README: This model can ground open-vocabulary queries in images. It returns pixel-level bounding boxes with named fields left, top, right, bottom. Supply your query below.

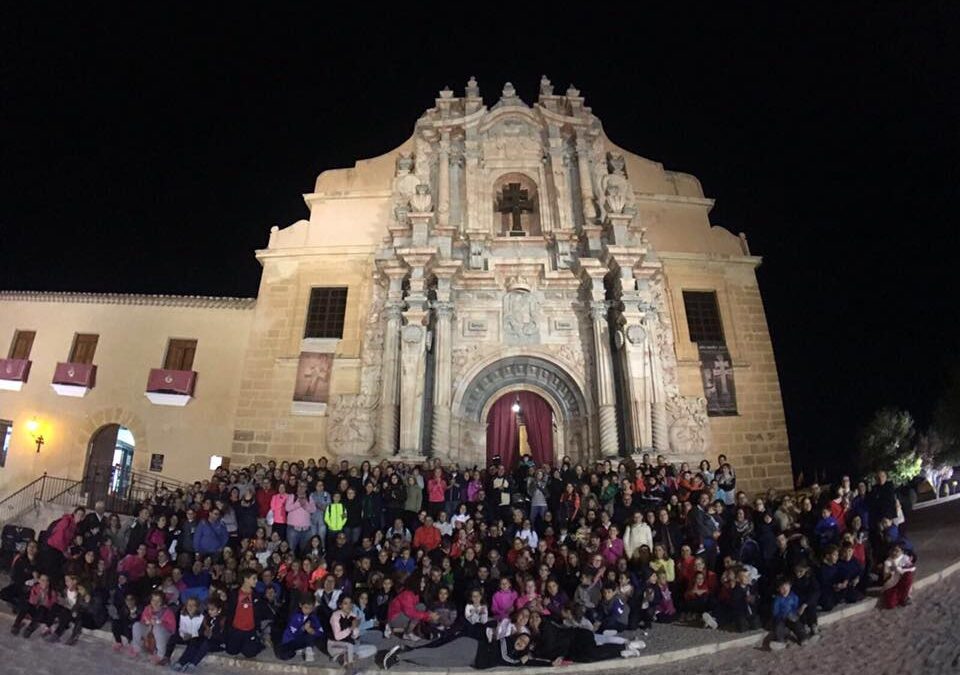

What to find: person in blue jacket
left=769, top=577, right=808, bottom=648
left=275, top=596, right=326, bottom=662
left=193, top=508, right=229, bottom=559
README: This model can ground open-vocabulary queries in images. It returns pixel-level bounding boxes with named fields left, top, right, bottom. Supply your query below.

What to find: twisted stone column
left=378, top=301, right=404, bottom=455
left=590, top=300, right=619, bottom=457
left=651, top=402, right=669, bottom=452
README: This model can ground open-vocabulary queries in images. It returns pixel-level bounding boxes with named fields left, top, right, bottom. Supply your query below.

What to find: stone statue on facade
left=408, top=183, right=433, bottom=213
left=600, top=153, right=636, bottom=215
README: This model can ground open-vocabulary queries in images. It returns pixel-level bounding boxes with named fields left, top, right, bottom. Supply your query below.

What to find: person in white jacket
left=623, top=511, right=653, bottom=559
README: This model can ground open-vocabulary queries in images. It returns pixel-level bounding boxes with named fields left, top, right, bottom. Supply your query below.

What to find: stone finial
left=539, top=75, right=554, bottom=96
left=502, top=82, right=517, bottom=98
left=465, top=76, right=480, bottom=98
left=439, top=86, right=454, bottom=99
left=566, top=84, right=581, bottom=98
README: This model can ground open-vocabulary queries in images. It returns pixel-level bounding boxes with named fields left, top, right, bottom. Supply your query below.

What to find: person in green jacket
left=323, top=492, right=347, bottom=548
left=403, top=475, right=422, bottom=530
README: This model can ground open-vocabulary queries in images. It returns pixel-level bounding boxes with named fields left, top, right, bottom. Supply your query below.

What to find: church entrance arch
left=457, top=355, right=591, bottom=466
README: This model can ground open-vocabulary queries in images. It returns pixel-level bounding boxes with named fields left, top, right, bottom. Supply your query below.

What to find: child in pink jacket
left=131, top=590, right=177, bottom=664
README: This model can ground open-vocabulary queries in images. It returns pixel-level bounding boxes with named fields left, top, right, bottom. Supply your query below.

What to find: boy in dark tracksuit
left=275, top=597, right=326, bottom=661
left=816, top=547, right=842, bottom=612
left=729, top=569, right=761, bottom=632
left=836, top=544, right=865, bottom=602
left=791, top=562, right=820, bottom=634
left=111, top=593, right=141, bottom=648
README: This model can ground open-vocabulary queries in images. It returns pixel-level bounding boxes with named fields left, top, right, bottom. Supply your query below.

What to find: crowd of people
left=0, top=452, right=919, bottom=670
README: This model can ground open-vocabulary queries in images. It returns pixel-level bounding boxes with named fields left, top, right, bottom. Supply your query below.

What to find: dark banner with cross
left=698, top=342, right=738, bottom=416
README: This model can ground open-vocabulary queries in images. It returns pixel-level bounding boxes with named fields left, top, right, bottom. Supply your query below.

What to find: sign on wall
left=698, top=343, right=738, bottom=416
left=149, top=453, right=165, bottom=472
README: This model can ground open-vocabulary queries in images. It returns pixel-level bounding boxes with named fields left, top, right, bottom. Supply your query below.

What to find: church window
left=683, top=291, right=725, bottom=344
left=304, top=287, right=348, bottom=339
left=8, top=330, right=35, bottom=360
left=69, top=333, right=99, bottom=365
left=164, top=338, right=197, bottom=371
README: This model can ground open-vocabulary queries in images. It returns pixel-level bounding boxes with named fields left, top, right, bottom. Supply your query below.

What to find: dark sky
left=2, top=6, right=957, bottom=479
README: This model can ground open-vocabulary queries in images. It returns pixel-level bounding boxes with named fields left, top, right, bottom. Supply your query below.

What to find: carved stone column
left=590, top=299, right=620, bottom=457
left=379, top=300, right=403, bottom=454
left=431, top=300, right=454, bottom=456
left=398, top=251, right=433, bottom=455
left=378, top=264, right=408, bottom=455
left=437, top=129, right=451, bottom=227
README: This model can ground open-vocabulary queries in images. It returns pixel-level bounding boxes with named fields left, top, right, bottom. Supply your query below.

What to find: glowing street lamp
left=26, top=416, right=45, bottom=453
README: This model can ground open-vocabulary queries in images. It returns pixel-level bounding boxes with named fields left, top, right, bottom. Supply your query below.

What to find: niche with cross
left=493, top=173, right=541, bottom=237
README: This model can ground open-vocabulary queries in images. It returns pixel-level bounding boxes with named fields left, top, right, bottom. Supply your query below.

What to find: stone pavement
left=1, top=498, right=958, bottom=674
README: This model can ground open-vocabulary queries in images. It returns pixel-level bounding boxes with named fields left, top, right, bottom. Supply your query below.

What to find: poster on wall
left=293, top=352, right=333, bottom=403
left=698, top=343, right=738, bottom=416
left=149, top=453, right=165, bottom=472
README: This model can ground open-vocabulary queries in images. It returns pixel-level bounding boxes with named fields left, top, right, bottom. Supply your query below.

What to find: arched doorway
left=486, top=390, right=556, bottom=469
left=84, top=424, right=135, bottom=503
left=456, top=354, right=592, bottom=467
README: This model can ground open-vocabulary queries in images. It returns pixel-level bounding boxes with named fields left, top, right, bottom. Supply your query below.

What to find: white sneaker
left=383, top=624, right=393, bottom=639
left=602, top=629, right=618, bottom=637
left=304, top=646, right=315, bottom=663
left=702, top=612, right=719, bottom=630
left=769, top=640, right=787, bottom=651
left=627, top=640, right=646, bottom=651
left=404, top=632, right=422, bottom=642
left=620, top=648, right=641, bottom=658
left=296, top=649, right=305, bottom=660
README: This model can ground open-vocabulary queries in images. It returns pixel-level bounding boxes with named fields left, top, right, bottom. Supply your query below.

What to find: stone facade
left=0, top=77, right=793, bottom=498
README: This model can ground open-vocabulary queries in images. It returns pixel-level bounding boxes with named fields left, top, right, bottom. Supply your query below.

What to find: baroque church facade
left=0, top=77, right=792, bottom=499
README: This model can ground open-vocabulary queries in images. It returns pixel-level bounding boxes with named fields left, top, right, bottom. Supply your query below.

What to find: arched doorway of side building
left=83, top=424, right=135, bottom=504
left=485, top=390, right=556, bottom=470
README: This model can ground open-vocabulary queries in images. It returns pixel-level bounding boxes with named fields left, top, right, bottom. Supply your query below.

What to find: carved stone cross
left=498, top=182, right=534, bottom=236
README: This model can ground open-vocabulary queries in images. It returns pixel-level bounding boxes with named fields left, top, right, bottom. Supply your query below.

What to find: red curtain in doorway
left=487, top=395, right=519, bottom=469
left=519, top=391, right=553, bottom=466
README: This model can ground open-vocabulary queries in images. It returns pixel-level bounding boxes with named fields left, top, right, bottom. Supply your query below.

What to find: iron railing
left=0, top=473, right=83, bottom=525
left=0, top=467, right=193, bottom=526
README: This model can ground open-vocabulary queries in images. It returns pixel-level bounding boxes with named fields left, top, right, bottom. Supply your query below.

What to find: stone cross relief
left=712, top=355, right=733, bottom=397
left=497, top=182, right=534, bottom=236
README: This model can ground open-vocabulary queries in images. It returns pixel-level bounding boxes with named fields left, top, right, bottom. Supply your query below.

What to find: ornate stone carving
left=402, top=324, right=424, bottom=343
left=600, top=152, right=636, bottom=216
left=503, top=290, right=540, bottom=344
left=409, top=183, right=433, bottom=213
left=328, top=393, right=379, bottom=454
left=328, top=281, right=386, bottom=456
left=626, top=324, right=646, bottom=344
left=589, top=300, right=609, bottom=323
left=493, top=81, right=525, bottom=109
left=666, top=395, right=711, bottom=457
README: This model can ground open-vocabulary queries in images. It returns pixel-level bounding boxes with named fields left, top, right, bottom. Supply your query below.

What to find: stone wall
left=661, top=253, right=792, bottom=492
left=230, top=251, right=378, bottom=465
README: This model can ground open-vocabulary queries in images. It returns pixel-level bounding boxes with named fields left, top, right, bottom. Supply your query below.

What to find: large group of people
left=0, top=452, right=919, bottom=670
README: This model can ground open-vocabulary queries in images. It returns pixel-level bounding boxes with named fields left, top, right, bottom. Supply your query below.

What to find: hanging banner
left=698, top=342, right=738, bottom=416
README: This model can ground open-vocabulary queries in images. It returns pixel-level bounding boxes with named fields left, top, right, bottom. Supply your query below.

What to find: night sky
left=2, top=6, right=957, bottom=480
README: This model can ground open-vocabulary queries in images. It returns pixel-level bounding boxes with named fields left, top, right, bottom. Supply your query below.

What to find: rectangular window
left=69, top=333, right=99, bottom=365
left=0, top=420, right=11, bottom=468
left=163, top=339, right=197, bottom=371
left=303, top=287, right=348, bottom=339
left=8, top=330, right=36, bottom=360
left=683, top=291, right=725, bottom=344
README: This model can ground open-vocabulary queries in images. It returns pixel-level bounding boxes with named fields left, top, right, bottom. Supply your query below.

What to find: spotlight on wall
left=26, top=416, right=45, bottom=453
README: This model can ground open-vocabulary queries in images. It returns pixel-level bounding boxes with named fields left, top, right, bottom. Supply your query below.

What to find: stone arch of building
left=73, top=408, right=149, bottom=476
left=457, top=354, right=588, bottom=423
left=455, top=354, right=592, bottom=463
